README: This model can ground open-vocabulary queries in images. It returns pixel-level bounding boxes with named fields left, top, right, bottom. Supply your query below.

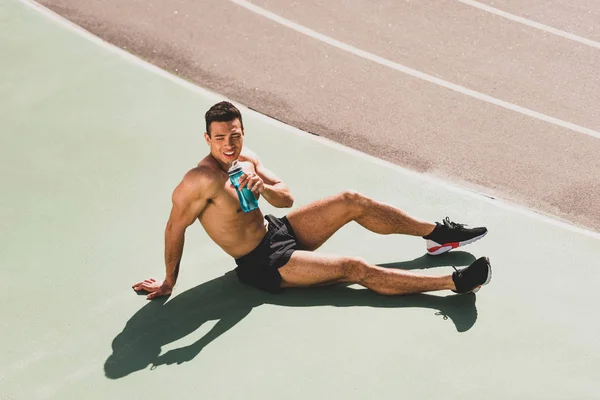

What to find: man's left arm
left=239, top=150, right=294, bottom=208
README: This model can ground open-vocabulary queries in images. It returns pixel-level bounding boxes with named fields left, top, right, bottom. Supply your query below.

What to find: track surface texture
left=37, top=0, right=600, bottom=232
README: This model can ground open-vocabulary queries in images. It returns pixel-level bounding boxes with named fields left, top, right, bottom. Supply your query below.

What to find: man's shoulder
left=184, top=165, right=221, bottom=187
left=239, top=147, right=260, bottom=164
left=176, top=164, right=222, bottom=199
left=186, top=164, right=218, bottom=178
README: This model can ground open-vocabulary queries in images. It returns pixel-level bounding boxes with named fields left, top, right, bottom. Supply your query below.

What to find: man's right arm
left=133, top=169, right=216, bottom=299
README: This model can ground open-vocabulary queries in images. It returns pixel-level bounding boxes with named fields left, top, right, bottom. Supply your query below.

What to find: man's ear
left=204, top=132, right=211, bottom=145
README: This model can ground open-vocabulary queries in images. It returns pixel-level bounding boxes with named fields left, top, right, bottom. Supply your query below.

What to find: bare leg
left=287, top=190, right=435, bottom=251
left=279, top=251, right=455, bottom=295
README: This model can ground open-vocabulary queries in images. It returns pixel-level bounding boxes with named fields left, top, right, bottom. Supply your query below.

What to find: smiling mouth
left=224, top=151, right=235, bottom=157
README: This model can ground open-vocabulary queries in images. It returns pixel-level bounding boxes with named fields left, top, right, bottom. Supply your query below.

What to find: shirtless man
left=133, top=101, right=491, bottom=299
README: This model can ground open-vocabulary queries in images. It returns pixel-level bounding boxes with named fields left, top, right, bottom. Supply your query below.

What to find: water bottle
left=228, top=160, right=259, bottom=213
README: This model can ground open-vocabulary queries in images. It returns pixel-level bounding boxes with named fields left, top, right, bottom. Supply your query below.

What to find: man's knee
left=342, top=256, right=370, bottom=283
left=339, top=190, right=369, bottom=215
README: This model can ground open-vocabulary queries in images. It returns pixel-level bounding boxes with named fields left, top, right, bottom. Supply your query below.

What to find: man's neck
left=208, top=154, right=231, bottom=173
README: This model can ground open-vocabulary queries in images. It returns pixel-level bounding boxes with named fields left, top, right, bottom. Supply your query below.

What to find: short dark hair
left=205, top=101, right=244, bottom=136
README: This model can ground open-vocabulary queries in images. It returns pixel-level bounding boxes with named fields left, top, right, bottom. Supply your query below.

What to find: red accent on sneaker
left=428, top=241, right=460, bottom=252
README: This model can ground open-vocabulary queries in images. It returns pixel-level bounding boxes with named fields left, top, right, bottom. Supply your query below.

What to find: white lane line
left=229, top=0, right=600, bottom=141
left=19, top=0, right=600, bottom=240
left=457, top=0, right=600, bottom=50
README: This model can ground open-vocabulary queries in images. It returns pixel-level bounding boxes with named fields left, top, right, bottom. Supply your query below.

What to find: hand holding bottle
left=228, top=161, right=259, bottom=212
left=235, top=171, right=264, bottom=196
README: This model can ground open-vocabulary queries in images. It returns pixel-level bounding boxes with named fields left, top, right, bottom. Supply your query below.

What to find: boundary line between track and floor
left=19, top=0, right=600, bottom=241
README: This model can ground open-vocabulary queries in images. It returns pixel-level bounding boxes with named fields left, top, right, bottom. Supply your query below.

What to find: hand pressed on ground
left=132, top=278, right=173, bottom=300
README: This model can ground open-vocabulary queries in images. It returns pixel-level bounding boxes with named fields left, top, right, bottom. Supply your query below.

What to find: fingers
left=233, top=172, right=264, bottom=193
left=245, top=174, right=255, bottom=190
left=132, top=278, right=157, bottom=291
left=250, top=180, right=264, bottom=195
left=238, top=173, right=251, bottom=188
left=245, top=174, right=264, bottom=193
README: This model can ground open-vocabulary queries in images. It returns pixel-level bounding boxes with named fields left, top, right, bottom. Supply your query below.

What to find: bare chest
left=201, top=161, right=258, bottom=219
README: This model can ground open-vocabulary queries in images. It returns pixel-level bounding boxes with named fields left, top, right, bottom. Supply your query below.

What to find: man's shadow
left=105, top=251, right=478, bottom=379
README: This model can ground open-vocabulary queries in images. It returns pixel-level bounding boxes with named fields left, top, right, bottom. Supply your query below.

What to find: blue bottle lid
left=227, top=160, right=243, bottom=176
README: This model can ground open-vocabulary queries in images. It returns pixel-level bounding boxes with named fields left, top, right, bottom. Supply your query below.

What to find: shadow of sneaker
left=433, top=292, right=477, bottom=333
left=274, top=284, right=478, bottom=333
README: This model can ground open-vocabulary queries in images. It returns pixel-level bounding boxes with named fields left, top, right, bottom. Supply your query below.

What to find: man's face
left=205, top=119, right=244, bottom=167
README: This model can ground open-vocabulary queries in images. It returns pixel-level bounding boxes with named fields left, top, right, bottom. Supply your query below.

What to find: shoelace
left=442, top=217, right=467, bottom=230
left=452, top=266, right=463, bottom=280
left=435, top=311, right=449, bottom=320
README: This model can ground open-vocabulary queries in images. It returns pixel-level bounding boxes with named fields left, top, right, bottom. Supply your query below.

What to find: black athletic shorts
left=234, top=214, right=300, bottom=294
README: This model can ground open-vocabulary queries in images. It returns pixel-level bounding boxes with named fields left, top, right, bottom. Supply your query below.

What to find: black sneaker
left=452, top=257, right=492, bottom=294
left=423, top=217, right=488, bottom=255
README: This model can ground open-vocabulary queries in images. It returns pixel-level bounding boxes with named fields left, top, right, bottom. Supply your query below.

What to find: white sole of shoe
left=426, top=231, right=488, bottom=255
left=471, top=257, right=492, bottom=293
